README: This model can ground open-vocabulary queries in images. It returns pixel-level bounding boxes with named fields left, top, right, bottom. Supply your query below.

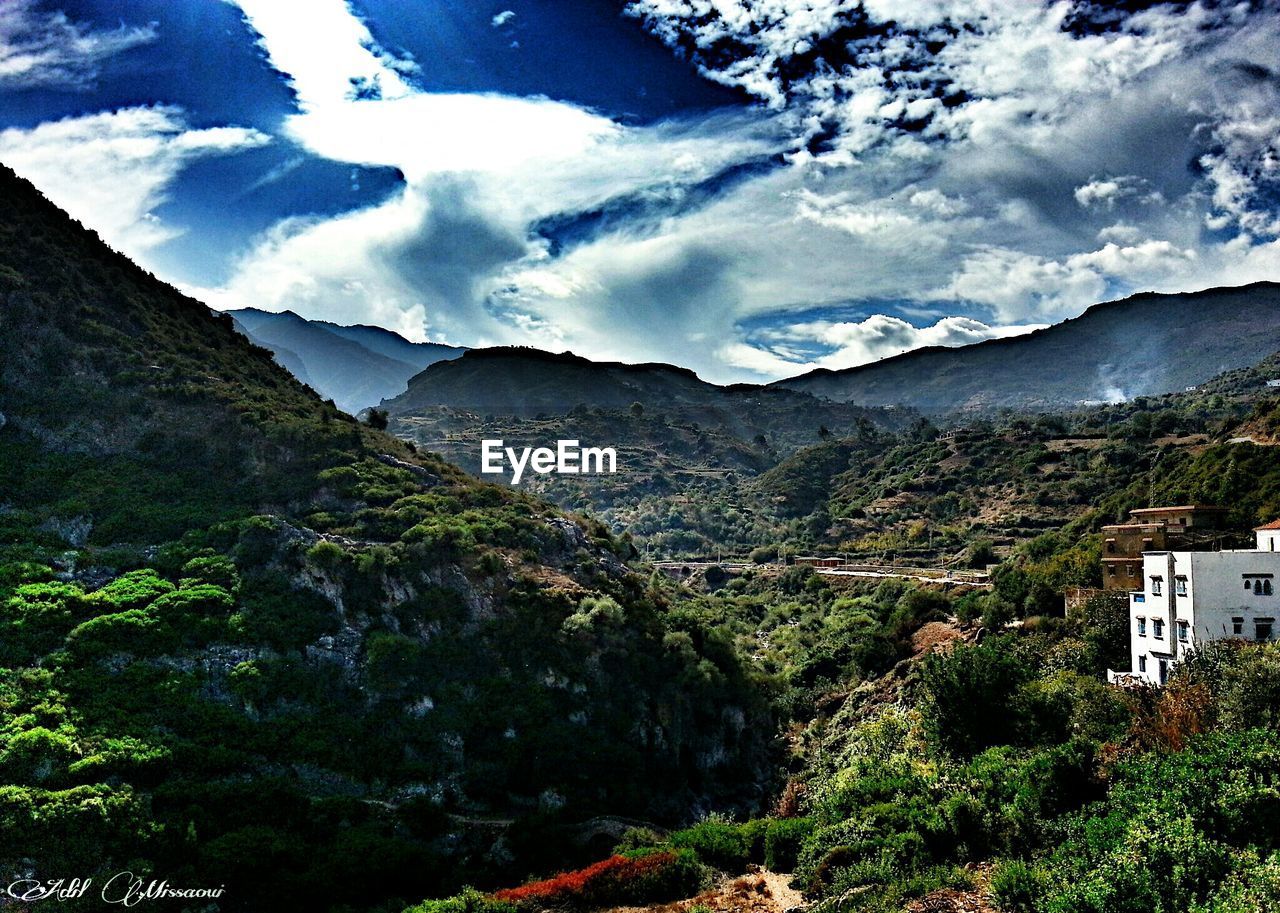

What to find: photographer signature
left=6, top=874, right=225, bottom=906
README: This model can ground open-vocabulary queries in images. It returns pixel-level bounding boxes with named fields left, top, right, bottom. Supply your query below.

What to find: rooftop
left=1129, top=505, right=1229, bottom=515
left=1256, top=520, right=1280, bottom=531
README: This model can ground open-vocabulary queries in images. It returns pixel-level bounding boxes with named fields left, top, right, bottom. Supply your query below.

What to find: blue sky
left=2, top=0, right=1279, bottom=383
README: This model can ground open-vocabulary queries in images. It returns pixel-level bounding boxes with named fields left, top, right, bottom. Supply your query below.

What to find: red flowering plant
left=492, top=848, right=702, bottom=909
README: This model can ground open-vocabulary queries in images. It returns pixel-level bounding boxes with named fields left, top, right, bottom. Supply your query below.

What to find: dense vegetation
left=7, top=161, right=1280, bottom=913
left=0, top=167, right=773, bottom=911
left=393, top=355, right=1280, bottom=564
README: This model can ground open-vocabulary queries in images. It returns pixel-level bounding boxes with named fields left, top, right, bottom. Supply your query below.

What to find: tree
left=365, top=408, right=389, bottom=430
left=920, top=640, right=1032, bottom=755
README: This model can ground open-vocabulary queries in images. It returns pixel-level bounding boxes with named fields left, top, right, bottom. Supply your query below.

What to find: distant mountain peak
left=775, top=283, right=1280, bottom=413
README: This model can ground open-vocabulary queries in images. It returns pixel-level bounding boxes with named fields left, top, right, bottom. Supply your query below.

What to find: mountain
left=229, top=307, right=462, bottom=413
left=775, top=283, right=1280, bottom=413
left=386, top=346, right=728, bottom=415
left=380, top=347, right=915, bottom=559
left=384, top=346, right=907, bottom=444
left=0, top=165, right=770, bottom=909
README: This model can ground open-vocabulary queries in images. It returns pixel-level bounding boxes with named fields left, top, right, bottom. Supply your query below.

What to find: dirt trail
left=607, top=869, right=804, bottom=913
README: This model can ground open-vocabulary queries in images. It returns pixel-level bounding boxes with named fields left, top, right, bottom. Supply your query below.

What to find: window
left=1256, top=580, right=1264, bottom=596
left=1108, top=566, right=1116, bottom=577
left=1257, top=619, right=1275, bottom=642
left=1267, top=581, right=1274, bottom=596
left=1137, top=617, right=1147, bottom=636
left=1106, top=539, right=1116, bottom=554
left=1138, top=656, right=1147, bottom=672
left=1127, top=565, right=1136, bottom=577
left=1246, top=579, right=1254, bottom=591
left=1177, top=620, right=1189, bottom=642
left=1175, top=577, right=1187, bottom=596
left=1233, top=617, right=1245, bottom=636
left=1153, top=618, right=1165, bottom=639
left=1159, top=659, right=1169, bottom=684
left=1151, top=577, right=1163, bottom=595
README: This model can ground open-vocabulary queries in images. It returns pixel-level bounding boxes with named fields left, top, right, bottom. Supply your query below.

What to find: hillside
left=230, top=307, right=462, bottom=412
left=381, top=348, right=912, bottom=557
left=0, top=166, right=772, bottom=911
left=776, top=283, right=1280, bottom=413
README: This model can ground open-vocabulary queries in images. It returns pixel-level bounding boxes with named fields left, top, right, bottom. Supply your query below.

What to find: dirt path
left=607, top=869, right=804, bottom=913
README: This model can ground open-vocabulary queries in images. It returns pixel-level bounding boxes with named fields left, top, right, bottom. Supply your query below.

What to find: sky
left=1, top=0, right=1279, bottom=384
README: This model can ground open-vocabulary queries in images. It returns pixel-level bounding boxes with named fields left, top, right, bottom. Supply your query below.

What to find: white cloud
left=0, top=0, right=155, bottom=89
left=491, top=11, right=516, bottom=28
left=720, top=313, right=1044, bottom=380
left=1074, top=175, right=1162, bottom=209
left=176, top=0, right=1280, bottom=382
left=941, top=239, right=1198, bottom=323
left=228, top=0, right=418, bottom=110
left=0, top=106, right=269, bottom=254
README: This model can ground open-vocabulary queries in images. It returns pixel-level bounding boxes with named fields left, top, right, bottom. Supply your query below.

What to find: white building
left=1123, top=522, right=1280, bottom=685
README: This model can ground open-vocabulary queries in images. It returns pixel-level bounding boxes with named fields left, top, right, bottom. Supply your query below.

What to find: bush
left=764, top=818, right=814, bottom=872
left=920, top=640, right=1033, bottom=755
left=990, top=859, right=1042, bottom=912
left=90, top=569, right=175, bottom=611
left=670, top=818, right=766, bottom=871
left=404, top=888, right=517, bottom=913
left=492, top=849, right=702, bottom=909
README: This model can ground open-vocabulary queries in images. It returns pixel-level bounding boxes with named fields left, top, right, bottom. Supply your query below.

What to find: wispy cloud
left=0, top=106, right=269, bottom=254
left=0, top=0, right=155, bottom=90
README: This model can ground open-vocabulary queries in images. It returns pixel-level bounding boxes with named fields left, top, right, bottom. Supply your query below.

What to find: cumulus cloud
left=940, top=240, right=1198, bottom=322
left=721, top=313, right=1044, bottom=379
left=141, top=1, right=1280, bottom=379
left=1074, top=176, right=1163, bottom=210
left=0, top=0, right=155, bottom=89
left=491, top=11, right=516, bottom=28
left=0, top=106, right=269, bottom=254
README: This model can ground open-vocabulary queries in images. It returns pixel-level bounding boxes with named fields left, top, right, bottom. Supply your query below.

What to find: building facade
left=1124, top=524, right=1280, bottom=685
left=1102, top=505, right=1230, bottom=591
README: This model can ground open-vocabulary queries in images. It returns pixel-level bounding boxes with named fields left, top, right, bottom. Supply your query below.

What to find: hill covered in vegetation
left=0, top=165, right=774, bottom=911
left=776, top=283, right=1280, bottom=414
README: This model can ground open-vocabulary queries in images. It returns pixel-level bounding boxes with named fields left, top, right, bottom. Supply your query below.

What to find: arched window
left=1256, top=580, right=1265, bottom=596
left=1266, top=580, right=1274, bottom=596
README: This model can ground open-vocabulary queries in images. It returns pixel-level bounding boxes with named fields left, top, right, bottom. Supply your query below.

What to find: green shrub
left=66, top=607, right=173, bottom=658
left=764, top=818, right=814, bottom=872
left=179, top=554, right=240, bottom=592
left=90, top=569, right=175, bottom=611
left=404, top=888, right=517, bottom=913
left=670, top=818, right=766, bottom=871
left=920, top=639, right=1033, bottom=755
left=990, top=859, right=1042, bottom=912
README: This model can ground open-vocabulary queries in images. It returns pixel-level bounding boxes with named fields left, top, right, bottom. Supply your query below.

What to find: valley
left=4, top=171, right=1280, bottom=913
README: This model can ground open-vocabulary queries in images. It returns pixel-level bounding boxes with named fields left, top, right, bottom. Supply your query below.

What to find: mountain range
left=775, top=283, right=1280, bottom=412
left=229, top=307, right=463, bottom=413
left=245, top=283, right=1280, bottom=421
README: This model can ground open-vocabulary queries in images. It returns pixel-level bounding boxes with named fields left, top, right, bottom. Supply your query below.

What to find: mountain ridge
left=229, top=306, right=463, bottom=412
left=773, top=281, right=1280, bottom=413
